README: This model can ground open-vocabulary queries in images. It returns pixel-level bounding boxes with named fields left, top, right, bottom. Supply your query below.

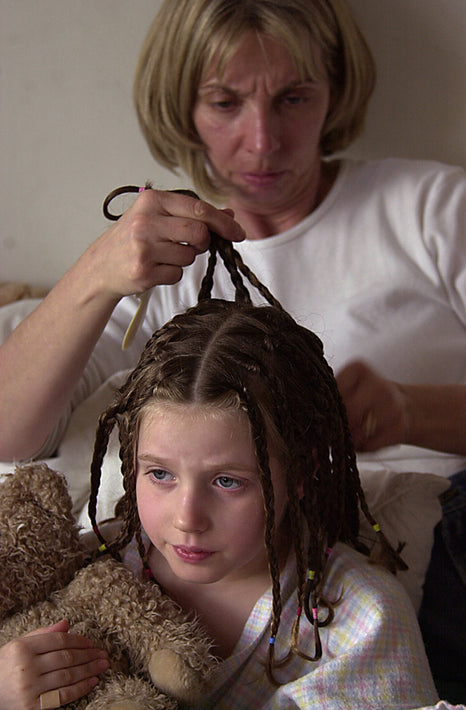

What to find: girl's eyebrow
left=137, top=451, right=258, bottom=473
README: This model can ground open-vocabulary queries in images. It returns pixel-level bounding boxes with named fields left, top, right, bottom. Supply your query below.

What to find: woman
left=0, top=0, right=464, bottom=467
left=1, top=0, right=464, bottom=700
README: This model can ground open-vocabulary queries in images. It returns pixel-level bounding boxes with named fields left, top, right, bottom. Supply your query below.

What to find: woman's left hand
left=336, top=360, right=409, bottom=452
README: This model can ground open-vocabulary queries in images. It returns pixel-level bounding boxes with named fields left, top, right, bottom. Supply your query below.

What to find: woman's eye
left=282, top=94, right=306, bottom=106
left=212, top=99, right=236, bottom=111
left=215, top=475, right=243, bottom=490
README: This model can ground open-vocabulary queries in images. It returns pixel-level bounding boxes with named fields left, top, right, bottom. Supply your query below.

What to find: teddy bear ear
left=0, top=463, right=85, bottom=620
left=3, top=463, right=75, bottom=519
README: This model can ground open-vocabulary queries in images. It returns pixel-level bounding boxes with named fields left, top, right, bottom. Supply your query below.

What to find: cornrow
left=89, top=185, right=407, bottom=682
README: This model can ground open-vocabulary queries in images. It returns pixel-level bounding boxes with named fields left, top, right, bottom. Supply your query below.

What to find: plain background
left=1, top=0, right=465, bottom=288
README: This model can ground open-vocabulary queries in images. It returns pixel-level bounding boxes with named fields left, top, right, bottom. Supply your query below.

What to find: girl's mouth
left=173, top=545, right=214, bottom=563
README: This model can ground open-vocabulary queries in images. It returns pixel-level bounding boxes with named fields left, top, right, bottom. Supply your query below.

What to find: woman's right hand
left=0, top=189, right=245, bottom=462
left=83, top=188, right=246, bottom=302
left=0, top=620, right=110, bottom=710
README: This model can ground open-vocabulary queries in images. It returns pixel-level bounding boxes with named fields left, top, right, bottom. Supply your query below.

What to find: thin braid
left=88, top=405, right=121, bottom=546
left=197, top=245, right=217, bottom=301
left=230, top=247, right=284, bottom=310
left=240, top=384, right=282, bottom=685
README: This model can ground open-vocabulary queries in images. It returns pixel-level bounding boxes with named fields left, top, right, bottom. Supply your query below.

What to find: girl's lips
left=173, top=545, right=214, bottom=563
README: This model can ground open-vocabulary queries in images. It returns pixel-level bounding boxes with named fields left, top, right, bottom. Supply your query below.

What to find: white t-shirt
left=43, top=158, right=466, bottom=474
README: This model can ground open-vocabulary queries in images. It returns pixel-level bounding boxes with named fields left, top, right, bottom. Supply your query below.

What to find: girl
left=84, top=236, right=439, bottom=709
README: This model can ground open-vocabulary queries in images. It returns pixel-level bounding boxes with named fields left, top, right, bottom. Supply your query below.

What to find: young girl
left=0, top=236, right=440, bottom=710
left=84, top=235, right=439, bottom=709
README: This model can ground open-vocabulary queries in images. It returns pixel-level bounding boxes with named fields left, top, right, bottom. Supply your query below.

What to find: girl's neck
left=147, top=521, right=292, bottom=659
left=228, top=159, right=339, bottom=240
left=148, top=545, right=272, bottom=658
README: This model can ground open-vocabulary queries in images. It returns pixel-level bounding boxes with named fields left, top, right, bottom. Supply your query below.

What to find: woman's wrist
left=398, top=383, right=466, bottom=455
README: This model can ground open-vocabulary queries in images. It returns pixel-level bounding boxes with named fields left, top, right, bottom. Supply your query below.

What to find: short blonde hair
left=134, top=0, right=376, bottom=201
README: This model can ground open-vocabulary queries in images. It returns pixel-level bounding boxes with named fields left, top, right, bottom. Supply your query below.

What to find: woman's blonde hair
left=134, top=0, right=376, bottom=201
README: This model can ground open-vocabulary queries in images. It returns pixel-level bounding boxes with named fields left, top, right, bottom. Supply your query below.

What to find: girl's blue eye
left=215, top=476, right=242, bottom=490
left=150, top=469, right=173, bottom=482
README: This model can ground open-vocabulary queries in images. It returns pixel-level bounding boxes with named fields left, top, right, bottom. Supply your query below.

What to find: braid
left=240, top=384, right=282, bottom=685
left=88, top=404, right=121, bottom=548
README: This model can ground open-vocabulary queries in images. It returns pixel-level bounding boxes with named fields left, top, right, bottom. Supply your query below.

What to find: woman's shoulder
left=341, top=156, right=465, bottom=192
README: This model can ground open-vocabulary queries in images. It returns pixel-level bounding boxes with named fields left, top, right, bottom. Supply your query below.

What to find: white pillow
left=359, top=468, right=449, bottom=613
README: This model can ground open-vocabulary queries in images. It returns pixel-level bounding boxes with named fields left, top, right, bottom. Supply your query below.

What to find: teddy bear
left=0, top=463, right=217, bottom=710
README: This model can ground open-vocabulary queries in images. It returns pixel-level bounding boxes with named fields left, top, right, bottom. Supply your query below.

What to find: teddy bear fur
left=0, top=463, right=217, bottom=710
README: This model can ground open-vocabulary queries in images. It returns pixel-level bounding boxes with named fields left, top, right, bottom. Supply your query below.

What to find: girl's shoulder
left=324, top=542, right=411, bottom=610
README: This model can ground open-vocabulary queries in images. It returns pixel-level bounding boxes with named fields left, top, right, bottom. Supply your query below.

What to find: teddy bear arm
left=62, top=559, right=217, bottom=703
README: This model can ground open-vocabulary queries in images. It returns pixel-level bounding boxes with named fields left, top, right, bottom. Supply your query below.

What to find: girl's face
left=135, top=403, right=289, bottom=587
left=193, top=31, right=331, bottom=220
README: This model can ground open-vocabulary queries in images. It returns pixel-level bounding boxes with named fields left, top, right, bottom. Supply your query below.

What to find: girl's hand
left=0, top=620, right=110, bottom=710
left=85, top=188, right=246, bottom=303
left=336, top=360, right=409, bottom=452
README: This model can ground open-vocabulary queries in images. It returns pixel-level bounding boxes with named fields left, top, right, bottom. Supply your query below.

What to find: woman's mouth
left=240, top=171, right=284, bottom=187
left=173, top=545, right=214, bottom=563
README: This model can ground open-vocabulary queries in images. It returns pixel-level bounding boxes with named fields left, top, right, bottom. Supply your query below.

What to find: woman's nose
left=173, top=489, right=209, bottom=533
left=243, top=105, right=280, bottom=156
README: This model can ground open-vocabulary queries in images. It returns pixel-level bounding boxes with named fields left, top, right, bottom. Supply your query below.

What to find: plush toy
left=0, top=463, right=217, bottom=710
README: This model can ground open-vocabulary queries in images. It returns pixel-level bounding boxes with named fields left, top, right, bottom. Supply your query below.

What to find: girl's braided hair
left=89, top=200, right=406, bottom=682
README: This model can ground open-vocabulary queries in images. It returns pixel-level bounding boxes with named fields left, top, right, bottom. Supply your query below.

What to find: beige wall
left=1, top=0, right=465, bottom=288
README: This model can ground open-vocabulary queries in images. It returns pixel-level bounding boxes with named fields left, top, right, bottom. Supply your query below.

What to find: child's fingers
left=22, top=628, right=98, bottom=655
left=38, top=654, right=110, bottom=701
left=37, top=646, right=109, bottom=675
left=39, top=674, right=102, bottom=709
left=26, top=619, right=70, bottom=637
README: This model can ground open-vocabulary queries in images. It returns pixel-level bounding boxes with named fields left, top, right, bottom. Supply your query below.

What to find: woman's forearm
left=0, top=264, right=119, bottom=461
left=401, top=382, right=466, bottom=456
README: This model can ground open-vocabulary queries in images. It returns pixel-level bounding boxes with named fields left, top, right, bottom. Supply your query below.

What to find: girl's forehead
left=139, top=400, right=249, bottom=430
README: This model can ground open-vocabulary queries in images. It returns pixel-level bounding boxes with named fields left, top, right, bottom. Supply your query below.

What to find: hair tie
left=144, top=566, right=154, bottom=580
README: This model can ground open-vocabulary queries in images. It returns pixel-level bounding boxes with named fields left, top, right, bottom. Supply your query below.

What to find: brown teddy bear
left=0, top=463, right=217, bottom=710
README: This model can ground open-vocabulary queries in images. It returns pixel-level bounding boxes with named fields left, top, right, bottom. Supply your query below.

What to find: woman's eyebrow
left=197, top=80, right=314, bottom=96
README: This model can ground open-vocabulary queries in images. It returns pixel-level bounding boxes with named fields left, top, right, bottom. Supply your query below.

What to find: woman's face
left=193, top=32, right=331, bottom=219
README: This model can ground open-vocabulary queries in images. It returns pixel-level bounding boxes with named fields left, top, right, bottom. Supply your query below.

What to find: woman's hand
left=0, top=620, right=110, bottom=710
left=337, top=360, right=466, bottom=455
left=84, top=188, right=246, bottom=303
left=336, top=360, right=409, bottom=452
left=0, top=189, right=245, bottom=462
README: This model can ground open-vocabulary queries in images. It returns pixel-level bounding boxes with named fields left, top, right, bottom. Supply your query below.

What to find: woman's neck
left=228, top=159, right=339, bottom=240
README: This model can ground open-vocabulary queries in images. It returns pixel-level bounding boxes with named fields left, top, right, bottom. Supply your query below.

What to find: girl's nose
left=173, top=489, right=209, bottom=533
left=243, top=105, right=280, bottom=156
